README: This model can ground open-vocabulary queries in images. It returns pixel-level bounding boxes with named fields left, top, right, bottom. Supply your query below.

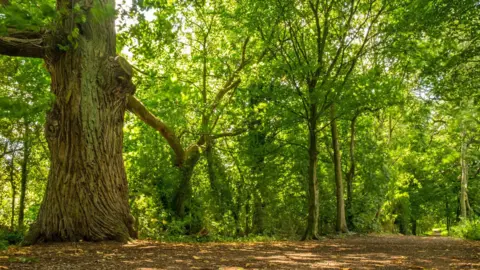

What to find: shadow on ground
left=1, top=235, right=479, bottom=269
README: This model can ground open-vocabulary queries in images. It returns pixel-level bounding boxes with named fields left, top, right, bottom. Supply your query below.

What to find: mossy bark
left=173, top=146, right=201, bottom=218
left=25, top=0, right=136, bottom=243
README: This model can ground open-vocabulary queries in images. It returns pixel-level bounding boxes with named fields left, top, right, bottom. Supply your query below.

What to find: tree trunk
left=330, top=104, right=348, bottom=233
left=248, top=92, right=266, bottom=235
left=302, top=104, right=320, bottom=240
left=18, top=120, right=30, bottom=231
left=446, top=196, right=451, bottom=233
left=411, top=218, right=417, bottom=236
left=345, top=114, right=357, bottom=229
left=459, top=129, right=468, bottom=219
left=205, top=141, right=220, bottom=200
left=251, top=149, right=266, bottom=235
left=25, top=0, right=136, bottom=243
left=9, top=155, right=16, bottom=231
left=252, top=192, right=265, bottom=235
left=251, top=134, right=265, bottom=235
left=173, top=146, right=201, bottom=218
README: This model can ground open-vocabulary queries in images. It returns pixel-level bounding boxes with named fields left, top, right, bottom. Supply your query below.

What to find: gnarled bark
left=173, top=146, right=201, bottom=218
left=19, top=0, right=136, bottom=243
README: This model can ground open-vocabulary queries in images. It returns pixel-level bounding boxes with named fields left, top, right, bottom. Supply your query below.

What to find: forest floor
left=0, top=234, right=479, bottom=269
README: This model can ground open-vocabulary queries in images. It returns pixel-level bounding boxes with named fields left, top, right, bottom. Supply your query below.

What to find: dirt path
left=1, top=235, right=479, bottom=269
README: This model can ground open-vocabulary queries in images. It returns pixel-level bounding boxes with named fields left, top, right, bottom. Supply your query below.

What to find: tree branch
left=126, top=95, right=185, bottom=166
left=0, top=35, right=44, bottom=58
left=6, top=28, right=44, bottom=39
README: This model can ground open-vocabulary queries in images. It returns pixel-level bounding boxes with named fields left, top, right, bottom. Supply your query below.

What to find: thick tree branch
left=6, top=28, right=44, bottom=39
left=126, top=95, right=185, bottom=166
left=0, top=36, right=44, bottom=58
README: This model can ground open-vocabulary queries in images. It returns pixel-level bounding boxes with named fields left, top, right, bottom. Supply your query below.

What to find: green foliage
left=0, top=0, right=55, bottom=34
left=0, top=228, right=22, bottom=250
left=452, top=219, right=480, bottom=241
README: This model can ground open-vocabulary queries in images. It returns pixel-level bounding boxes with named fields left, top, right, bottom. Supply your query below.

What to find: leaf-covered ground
left=1, top=235, right=479, bottom=269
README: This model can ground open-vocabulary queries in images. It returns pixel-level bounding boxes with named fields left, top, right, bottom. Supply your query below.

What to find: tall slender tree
left=251, top=0, right=387, bottom=239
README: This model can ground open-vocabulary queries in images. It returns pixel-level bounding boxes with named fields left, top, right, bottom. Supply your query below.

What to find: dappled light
left=2, top=235, right=480, bottom=269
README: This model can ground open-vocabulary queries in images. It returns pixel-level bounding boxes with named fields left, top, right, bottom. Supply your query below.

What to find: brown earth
left=1, top=235, right=479, bottom=269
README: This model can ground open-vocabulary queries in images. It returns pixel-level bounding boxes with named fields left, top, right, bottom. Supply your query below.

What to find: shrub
left=0, top=240, right=8, bottom=251
left=452, top=219, right=480, bottom=241
left=0, top=228, right=24, bottom=249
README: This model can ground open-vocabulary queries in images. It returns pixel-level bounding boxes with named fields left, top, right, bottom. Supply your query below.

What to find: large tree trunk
left=345, top=114, right=358, bottom=229
left=302, top=104, right=320, bottom=240
left=330, top=104, right=348, bottom=233
left=18, top=120, right=30, bottom=231
left=25, top=0, right=136, bottom=243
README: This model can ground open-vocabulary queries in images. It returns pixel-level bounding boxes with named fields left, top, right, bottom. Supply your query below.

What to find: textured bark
left=345, top=114, right=358, bottom=229
left=0, top=36, right=44, bottom=58
left=330, top=104, right=348, bottom=233
left=22, top=0, right=136, bottom=243
left=302, top=104, right=320, bottom=241
left=18, top=120, right=30, bottom=231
